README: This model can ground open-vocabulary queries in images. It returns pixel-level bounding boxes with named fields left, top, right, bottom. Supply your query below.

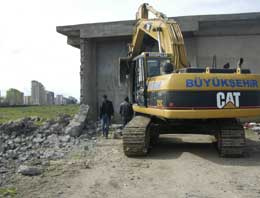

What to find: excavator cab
left=120, top=52, right=173, bottom=104
left=145, top=54, right=173, bottom=76
left=124, top=52, right=172, bottom=106
left=120, top=53, right=172, bottom=83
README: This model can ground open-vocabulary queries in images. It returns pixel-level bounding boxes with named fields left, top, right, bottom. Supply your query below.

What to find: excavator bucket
left=119, top=57, right=130, bottom=84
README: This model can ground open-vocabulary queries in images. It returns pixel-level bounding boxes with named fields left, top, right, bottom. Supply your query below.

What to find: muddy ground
left=7, top=130, right=260, bottom=198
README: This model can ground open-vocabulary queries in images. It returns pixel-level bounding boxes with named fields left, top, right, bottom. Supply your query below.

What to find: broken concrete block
left=18, top=165, right=43, bottom=176
left=65, top=104, right=89, bottom=137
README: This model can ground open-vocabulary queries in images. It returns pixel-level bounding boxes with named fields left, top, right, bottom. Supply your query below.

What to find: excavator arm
left=129, top=3, right=188, bottom=69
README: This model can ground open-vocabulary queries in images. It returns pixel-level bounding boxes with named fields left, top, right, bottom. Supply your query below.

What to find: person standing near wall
left=100, top=95, right=114, bottom=139
left=119, top=96, right=133, bottom=128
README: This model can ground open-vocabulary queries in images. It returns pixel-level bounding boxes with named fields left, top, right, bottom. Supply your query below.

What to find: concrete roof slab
left=56, top=12, right=260, bottom=47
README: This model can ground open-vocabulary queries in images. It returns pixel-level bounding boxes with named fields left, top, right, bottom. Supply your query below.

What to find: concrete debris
left=0, top=110, right=97, bottom=186
left=252, top=126, right=260, bottom=132
left=82, top=159, right=92, bottom=169
left=244, top=122, right=260, bottom=131
left=0, top=117, right=37, bottom=136
left=65, top=104, right=89, bottom=137
left=59, top=135, right=71, bottom=143
left=18, top=165, right=43, bottom=176
left=112, top=129, right=122, bottom=139
left=110, top=124, right=123, bottom=139
left=244, top=122, right=257, bottom=129
left=244, top=122, right=260, bottom=138
left=0, top=167, right=8, bottom=173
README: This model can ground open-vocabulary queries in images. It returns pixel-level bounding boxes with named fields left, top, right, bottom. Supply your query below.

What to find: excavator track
left=216, top=119, right=246, bottom=157
left=122, top=116, right=151, bottom=157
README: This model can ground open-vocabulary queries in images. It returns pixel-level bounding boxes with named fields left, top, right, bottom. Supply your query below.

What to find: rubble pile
left=0, top=105, right=96, bottom=185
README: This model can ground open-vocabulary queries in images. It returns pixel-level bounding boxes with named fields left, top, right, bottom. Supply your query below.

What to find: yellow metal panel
left=147, top=73, right=260, bottom=92
left=133, top=105, right=260, bottom=119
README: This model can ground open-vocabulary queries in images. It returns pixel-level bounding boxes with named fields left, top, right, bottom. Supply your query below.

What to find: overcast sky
left=0, top=0, right=260, bottom=99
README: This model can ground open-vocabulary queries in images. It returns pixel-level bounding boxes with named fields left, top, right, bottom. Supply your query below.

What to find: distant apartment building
left=0, top=91, right=6, bottom=105
left=55, top=95, right=63, bottom=105
left=24, top=96, right=32, bottom=105
left=31, top=80, right=46, bottom=105
left=62, top=97, right=69, bottom=105
left=55, top=95, right=78, bottom=105
left=0, top=91, right=3, bottom=104
left=46, top=91, right=55, bottom=105
left=5, top=88, right=24, bottom=105
left=0, top=96, right=5, bottom=104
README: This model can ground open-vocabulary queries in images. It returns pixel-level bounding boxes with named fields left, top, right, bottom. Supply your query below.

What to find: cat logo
left=216, top=92, right=240, bottom=109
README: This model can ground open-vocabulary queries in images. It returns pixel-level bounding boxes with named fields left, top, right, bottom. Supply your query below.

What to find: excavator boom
left=136, top=3, right=168, bottom=21
left=129, top=3, right=188, bottom=69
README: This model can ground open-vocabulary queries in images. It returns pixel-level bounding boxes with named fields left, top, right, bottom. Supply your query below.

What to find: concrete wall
left=183, top=34, right=260, bottom=71
left=183, top=37, right=198, bottom=66
left=96, top=37, right=130, bottom=121
left=195, top=18, right=260, bottom=70
left=196, top=35, right=260, bottom=71
left=80, top=39, right=97, bottom=119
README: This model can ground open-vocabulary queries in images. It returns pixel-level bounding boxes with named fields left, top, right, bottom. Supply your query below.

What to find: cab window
left=147, top=59, right=160, bottom=77
left=147, top=58, right=171, bottom=77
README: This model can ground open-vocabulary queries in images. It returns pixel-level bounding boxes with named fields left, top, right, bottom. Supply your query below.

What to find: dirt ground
left=12, top=131, right=260, bottom=198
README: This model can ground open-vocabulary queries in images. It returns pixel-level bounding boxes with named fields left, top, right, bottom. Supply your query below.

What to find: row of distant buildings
left=0, top=80, right=77, bottom=106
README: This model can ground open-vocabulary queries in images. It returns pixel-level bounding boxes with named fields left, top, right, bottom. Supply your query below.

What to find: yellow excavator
left=120, top=3, right=260, bottom=157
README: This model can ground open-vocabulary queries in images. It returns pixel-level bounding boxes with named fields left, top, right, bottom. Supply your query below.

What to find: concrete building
left=24, top=96, right=32, bottom=105
left=57, top=12, right=260, bottom=120
left=5, top=88, right=24, bottom=105
left=46, top=91, right=55, bottom=105
left=61, top=96, right=78, bottom=105
left=31, top=80, right=46, bottom=105
left=0, top=91, right=6, bottom=105
left=55, top=95, right=64, bottom=105
left=62, top=97, right=69, bottom=105
left=0, top=97, right=5, bottom=104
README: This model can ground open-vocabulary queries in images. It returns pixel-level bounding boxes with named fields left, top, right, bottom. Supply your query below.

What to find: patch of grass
left=0, top=187, right=17, bottom=197
left=0, top=105, right=79, bottom=124
left=70, top=150, right=88, bottom=160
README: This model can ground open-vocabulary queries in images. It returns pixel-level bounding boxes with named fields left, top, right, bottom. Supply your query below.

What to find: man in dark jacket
left=100, top=95, right=114, bottom=138
left=120, top=96, right=133, bottom=127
